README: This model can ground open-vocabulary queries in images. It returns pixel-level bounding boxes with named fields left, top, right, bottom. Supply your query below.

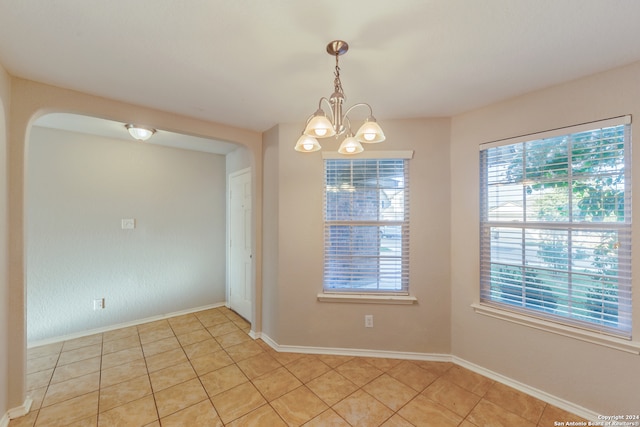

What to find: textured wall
left=0, top=62, right=10, bottom=418
left=27, top=126, right=227, bottom=342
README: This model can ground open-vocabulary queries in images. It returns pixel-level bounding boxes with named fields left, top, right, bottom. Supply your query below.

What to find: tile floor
left=11, top=306, right=587, bottom=426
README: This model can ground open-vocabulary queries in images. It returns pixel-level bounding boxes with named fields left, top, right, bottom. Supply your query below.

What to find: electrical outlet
left=93, top=298, right=105, bottom=310
left=365, top=314, right=374, bottom=328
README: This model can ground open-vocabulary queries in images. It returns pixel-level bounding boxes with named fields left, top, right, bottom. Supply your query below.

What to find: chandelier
left=294, top=40, right=385, bottom=155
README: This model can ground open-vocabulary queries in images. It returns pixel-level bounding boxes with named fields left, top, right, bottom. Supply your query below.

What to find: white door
left=228, top=168, right=252, bottom=322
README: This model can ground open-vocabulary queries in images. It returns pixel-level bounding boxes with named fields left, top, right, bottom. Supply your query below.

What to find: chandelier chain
left=333, top=54, right=344, bottom=95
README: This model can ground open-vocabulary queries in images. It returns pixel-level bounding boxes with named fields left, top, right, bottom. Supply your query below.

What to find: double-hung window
left=479, top=116, right=632, bottom=339
left=323, top=154, right=410, bottom=294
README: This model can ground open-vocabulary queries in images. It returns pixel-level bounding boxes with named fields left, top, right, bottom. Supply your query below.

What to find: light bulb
left=364, top=133, right=376, bottom=141
left=346, top=146, right=356, bottom=153
left=314, top=128, right=327, bottom=137
left=303, top=143, right=315, bottom=151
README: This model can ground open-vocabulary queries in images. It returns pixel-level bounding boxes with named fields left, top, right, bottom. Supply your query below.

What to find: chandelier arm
left=318, top=97, right=335, bottom=117
left=342, top=103, right=374, bottom=121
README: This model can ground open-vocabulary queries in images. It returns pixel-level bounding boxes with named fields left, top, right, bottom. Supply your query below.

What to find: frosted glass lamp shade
left=294, top=134, right=321, bottom=152
left=338, top=136, right=364, bottom=155
left=303, top=110, right=336, bottom=138
left=125, top=124, right=156, bottom=141
left=355, top=117, right=385, bottom=143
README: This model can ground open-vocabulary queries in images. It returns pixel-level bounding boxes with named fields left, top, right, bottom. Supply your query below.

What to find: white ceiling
left=2, top=1, right=640, bottom=134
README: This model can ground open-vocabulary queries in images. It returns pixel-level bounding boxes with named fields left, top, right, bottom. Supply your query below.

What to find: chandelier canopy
left=295, top=40, right=385, bottom=155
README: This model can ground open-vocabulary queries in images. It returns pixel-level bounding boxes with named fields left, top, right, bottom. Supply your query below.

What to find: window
left=323, top=157, right=409, bottom=294
left=479, top=116, right=632, bottom=339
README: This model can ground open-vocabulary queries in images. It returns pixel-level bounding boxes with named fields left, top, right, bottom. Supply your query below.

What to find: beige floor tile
left=57, top=344, right=102, bottom=367
left=160, top=399, right=223, bottom=427
left=35, top=391, right=98, bottom=427
left=315, top=354, right=353, bottom=368
left=51, top=356, right=101, bottom=384
left=363, top=373, right=418, bottom=411
left=271, top=386, right=329, bottom=427
left=139, top=326, right=174, bottom=344
left=99, top=374, right=152, bottom=413
left=236, top=352, right=282, bottom=379
left=27, top=353, right=59, bottom=374
left=200, top=364, right=249, bottom=397
left=484, top=382, right=546, bottom=423
left=208, top=321, right=242, bottom=337
left=538, top=405, right=588, bottom=427
left=145, top=347, right=188, bottom=373
left=226, top=404, right=287, bottom=427
left=225, top=340, right=265, bottom=363
left=141, top=336, right=180, bottom=357
left=62, top=334, right=103, bottom=352
left=7, top=410, right=38, bottom=427
left=97, top=395, right=157, bottom=427
left=216, top=330, right=252, bottom=348
left=196, top=311, right=230, bottom=328
left=137, top=319, right=170, bottom=333
left=303, top=409, right=351, bottom=427
left=102, top=334, right=140, bottom=354
left=361, top=357, right=403, bottom=372
left=380, top=414, right=415, bottom=427
left=154, top=378, right=209, bottom=418
left=268, top=349, right=305, bottom=366
left=211, top=382, right=266, bottom=424
left=27, top=343, right=63, bottom=360
left=100, top=357, right=148, bottom=388
left=252, top=366, right=303, bottom=402
left=102, top=325, right=138, bottom=343
left=42, top=371, right=100, bottom=407
left=467, top=399, right=536, bottom=427
left=149, top=361, right=197, bottom=392
left=422, top=377, right=482, bottom=417
left=387, top=360, right=439, bottom=392
left=332, top=389, right=394, bottom=427
left=66, top=415, right=97, bottom=426
left=413, top=360, right=454, bottom=376
left=442, top=365, right=494, bottom=396
left=335, top=358, right=384, bottom=387
left=190, top=350, right=235, bottom=376
left=398, top=394, right=463, bottom=427
left=26, top=369, right=53, bottom=391
left=538, top=404, right=589, bottom=425
left=306, top=370, right=359, bottom=406
left=101, top=345, right=143, bottom=370
left=176, top=329, right=212, bottom=347
left=285, top=356, right=332, bottom=383
left=182, top=338, right=222, bottom=360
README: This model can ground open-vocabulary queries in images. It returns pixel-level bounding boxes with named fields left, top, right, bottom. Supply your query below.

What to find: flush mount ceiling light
left=125, top=124, right=156, bottom=141
left=294, top=40, right=385, bottom=155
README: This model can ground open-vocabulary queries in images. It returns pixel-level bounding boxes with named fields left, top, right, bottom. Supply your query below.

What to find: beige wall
left=450, top=61, right=640, bottom=413
left=5, top=77, right=262, bottom=411
left=0, top=63, right=11, bottom=417
left=263, top=119, right=452, bottom=353
left=27, top=126, right=228, bottom=342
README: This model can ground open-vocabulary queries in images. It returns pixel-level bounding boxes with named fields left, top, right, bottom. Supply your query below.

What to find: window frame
left=478, top=116, right=633, bottom=341
left=319, top=151, right=415, bottom=303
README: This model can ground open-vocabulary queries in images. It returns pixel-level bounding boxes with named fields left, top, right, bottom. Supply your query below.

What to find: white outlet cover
left=121, top=218, right=136, bottom=229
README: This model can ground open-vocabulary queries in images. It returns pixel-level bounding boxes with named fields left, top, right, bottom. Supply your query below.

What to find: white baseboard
left=259, top=333, right=449, bottom=362
left=256, top=333, right=597, bottom=421
left=451, top=356, right=598, bottom=421
left=1, top=396, right=33, bottom=425
left=28, top=302, right=227, bottom=348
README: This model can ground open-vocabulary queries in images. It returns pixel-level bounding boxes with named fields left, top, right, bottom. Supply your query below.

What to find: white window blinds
left=324, top=158, right=409, bottom=294
left=479, top=116, right=632, bottom=338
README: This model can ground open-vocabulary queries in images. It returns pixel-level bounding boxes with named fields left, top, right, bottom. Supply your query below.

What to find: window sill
left=317, top=293, right=418, bottom=305
left=472, top=303, right=640, bottom=355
